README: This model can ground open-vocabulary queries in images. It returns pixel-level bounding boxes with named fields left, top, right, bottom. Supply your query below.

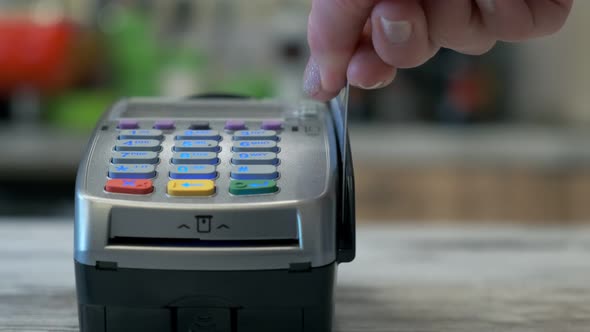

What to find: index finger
left=307, top=0, right=377, bottom=96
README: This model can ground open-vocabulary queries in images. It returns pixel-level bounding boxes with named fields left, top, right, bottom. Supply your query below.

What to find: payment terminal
left=74, top=91, right=355, bottom=332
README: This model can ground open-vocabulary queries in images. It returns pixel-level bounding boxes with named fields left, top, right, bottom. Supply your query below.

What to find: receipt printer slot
left=109, top=207, right=299, bottom=242
left=108, top=237, right=299, bottom=248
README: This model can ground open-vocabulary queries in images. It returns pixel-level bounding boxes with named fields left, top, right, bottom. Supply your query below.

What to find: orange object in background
left=0, top=19, right=76, bottom=95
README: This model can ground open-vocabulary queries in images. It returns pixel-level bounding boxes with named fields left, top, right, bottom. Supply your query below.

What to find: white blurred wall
left=514, top=1, right=590, bottom=124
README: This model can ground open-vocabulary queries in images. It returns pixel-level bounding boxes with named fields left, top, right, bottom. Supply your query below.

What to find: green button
left=230, top=180, right=278, bottom=195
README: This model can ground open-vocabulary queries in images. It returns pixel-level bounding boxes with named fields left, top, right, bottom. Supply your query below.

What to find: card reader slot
left=110, top=207, right=300, bottom=242
left=109, top=236, right=299, bottom=248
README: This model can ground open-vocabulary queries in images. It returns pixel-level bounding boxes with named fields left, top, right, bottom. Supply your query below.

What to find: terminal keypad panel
left=75, top=98, right=344, bottom=269
left=105, top=119, right=284, bottom=197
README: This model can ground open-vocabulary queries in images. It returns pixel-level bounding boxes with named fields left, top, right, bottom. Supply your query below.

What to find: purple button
left=118, top=119, right=139, bottom=129
left=153, top=119, right=175, bottom=130
left=261, top=120, right=283, bottom=130
left=225, top=120, right=246, bottom=131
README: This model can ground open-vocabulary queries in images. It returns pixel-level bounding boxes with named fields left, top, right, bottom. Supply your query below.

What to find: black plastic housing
left=76, top=262, right=336, bottom=332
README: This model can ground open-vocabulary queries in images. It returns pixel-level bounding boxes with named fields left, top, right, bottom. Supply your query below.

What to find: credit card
left=330, top=83, right=350, bottom=175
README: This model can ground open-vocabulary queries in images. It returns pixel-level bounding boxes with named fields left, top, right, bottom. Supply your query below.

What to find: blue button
left=169, top=164, right=217, bottom=180
left=175, top=130, right=220, bottom=140
left=108, top=164, right=156, bottom=179
left=171, top=152, right=218, bottom=165
left=231, top=152, right=278, bottom=165
left=231, top=140, right=278, bottom=152
left=115, top=139, right=161, bottom=151
left=174, top=140, right=220, bottom=152
left=233, top=130, right=277, bottom=141
left=118, top=129, right=163, bottom=140
left=230, top=165, right=278, bottom=180
left=112, top=151, right=159, bottom=164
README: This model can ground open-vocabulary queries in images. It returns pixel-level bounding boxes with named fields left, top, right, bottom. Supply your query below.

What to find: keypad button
left=118, top=119, right=139, bottom=129
left=118, top=129, right=163, bottom=140
left=174, top=140, right=220, bottom=152
left=232, top=140, right=278, bottom=152
left=112, top=151, right=159, bottom=164
left=261, top=120, right=283, bottom=130
left=105, top=179, right=153, bottom=195
left=167, top=180, right=215, bottom=196
left=115, top=139, right=161, bottom=152
left=225, top=120, right=246, bottom=131
left=231, top=152, right=278, bottom=165
left=171, top=152, right=218, bottom=165
left=153, top=120, right=175, bottom=130
left=175, top=130, right=220, bottom=140
left=189, top=121, right=210, bottom=130
left=229, top=180, right=278, bottom=196
left=170, top=165, right=217, bottom=180
left=230, top=165, right=278, bottom=180
left=109, top=164, right=156, bottom=179
left=233, top=130, right=277, bottom=141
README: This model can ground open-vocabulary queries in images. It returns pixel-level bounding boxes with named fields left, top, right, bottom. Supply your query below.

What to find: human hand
left=303, top=0, right=573, bottom=100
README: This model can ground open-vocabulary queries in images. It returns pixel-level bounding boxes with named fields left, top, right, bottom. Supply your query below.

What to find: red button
left=105, top=179, right=153, bottom=194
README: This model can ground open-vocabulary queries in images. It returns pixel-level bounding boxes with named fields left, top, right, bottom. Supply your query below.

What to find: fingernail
left=358, top=73, right=396, bottom=90
left=478, top=0, right=495, bottom=12
left=303, top=57, right=322, bottom=97
left=359, top=81, right=386, bottom=90
left=379, top=17, right=412, bottom=44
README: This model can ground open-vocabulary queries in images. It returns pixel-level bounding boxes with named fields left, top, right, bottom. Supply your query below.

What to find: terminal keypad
left=106, top=120, right=283, bottom=196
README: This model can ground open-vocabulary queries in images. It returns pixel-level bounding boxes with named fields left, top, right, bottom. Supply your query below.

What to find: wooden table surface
left=2, top=219, right=590, bottom=332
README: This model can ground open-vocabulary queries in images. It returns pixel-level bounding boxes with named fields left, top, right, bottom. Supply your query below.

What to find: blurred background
left=0, top=0, right=589, bottom=224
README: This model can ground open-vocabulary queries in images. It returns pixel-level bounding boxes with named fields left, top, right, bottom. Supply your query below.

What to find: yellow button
left=167, top=180, right=215, bottom=196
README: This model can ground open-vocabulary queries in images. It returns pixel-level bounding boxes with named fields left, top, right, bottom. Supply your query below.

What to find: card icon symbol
left=196, top=215, right=212, bottom=233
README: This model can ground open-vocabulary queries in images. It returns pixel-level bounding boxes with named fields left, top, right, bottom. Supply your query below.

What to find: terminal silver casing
left=75, top=98, right=340, bottom=271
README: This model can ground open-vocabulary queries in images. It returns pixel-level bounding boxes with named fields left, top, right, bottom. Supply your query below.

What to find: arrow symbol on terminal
left=177, top=224, right=191, bottom=229
left=181, top=182, right=204, bottom=187
left=249, top=182, right=268, bottom=188
left=217, top=224, right=230, bottom=230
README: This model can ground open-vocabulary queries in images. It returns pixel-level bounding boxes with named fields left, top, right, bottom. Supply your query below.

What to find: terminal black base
left=75, top=262, right=336, bottom=332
